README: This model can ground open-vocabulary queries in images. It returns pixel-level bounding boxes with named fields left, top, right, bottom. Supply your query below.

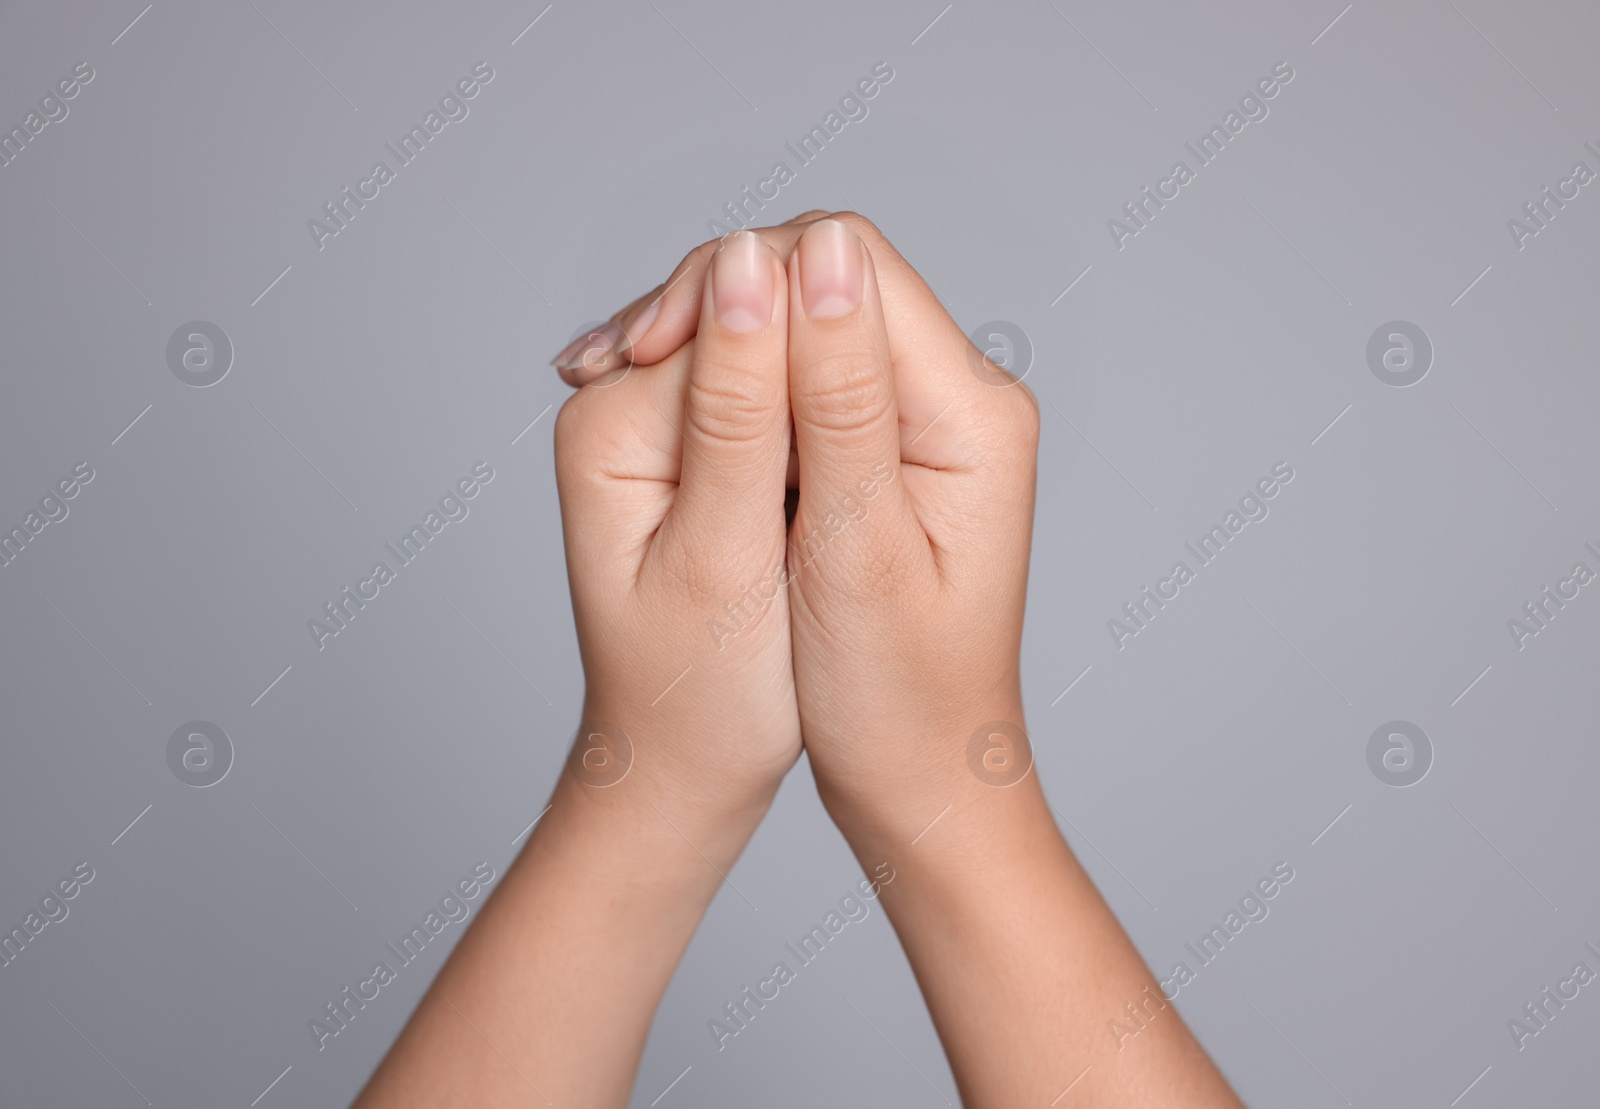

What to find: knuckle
left=1008, top=381, right=1042, bottom=443
left=553, top=390, right=591, bottom=451
left=687, top=238, right=721, bottom=268
left=685, top=369, right=775, bottom=445
left=828, top=211, right=883, bottom=244
left=552, top=396, right=594, bottom=485
left=792, top=352, right=893, bottom=432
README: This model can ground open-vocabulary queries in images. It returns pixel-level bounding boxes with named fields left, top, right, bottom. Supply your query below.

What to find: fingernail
left=798, top=219, right=862, bottom=319
left=711, top=231, right=773, bottom=333
left=552, top=322, right=621, bottom=371
left=615, top=294, right=661, bottom=356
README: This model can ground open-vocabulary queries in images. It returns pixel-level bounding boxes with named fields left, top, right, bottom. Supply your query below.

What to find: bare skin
left=355, top=214, right=1242, bottom=1108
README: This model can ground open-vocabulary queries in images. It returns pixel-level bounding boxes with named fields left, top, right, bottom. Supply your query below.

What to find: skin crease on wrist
left=355, top=213, right=1243, bottom=1109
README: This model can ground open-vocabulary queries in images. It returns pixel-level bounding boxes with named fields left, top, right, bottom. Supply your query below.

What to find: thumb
left=787, top=219, right=922, bottom=578
left=660, top=230, right=791, bottom=558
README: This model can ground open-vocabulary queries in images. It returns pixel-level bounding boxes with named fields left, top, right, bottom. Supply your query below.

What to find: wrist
left=554, top=712, right=779, bottom=889
left=810, top=698, right=1034, bottom=845
left=571, top=690, right=797, bottom=830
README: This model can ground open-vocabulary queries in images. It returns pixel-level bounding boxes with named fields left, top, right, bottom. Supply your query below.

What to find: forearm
left=355, top=767, right=771, bottom=1108
left=822, top=745, right=1240, bottom=1108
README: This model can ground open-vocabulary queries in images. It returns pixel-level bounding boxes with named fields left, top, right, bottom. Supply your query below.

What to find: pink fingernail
left=615, top=296, right=661, bottom=356
left=798, top=219, right=862, bottom=320
left=553, top=322, right=621, bottom=371
left=711, top=231, right=773, bottom=333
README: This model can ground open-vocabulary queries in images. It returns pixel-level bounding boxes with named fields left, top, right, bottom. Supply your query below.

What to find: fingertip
left=794, top=219, right=867, bottom=322
left=613, top=288, right=663, bottom=358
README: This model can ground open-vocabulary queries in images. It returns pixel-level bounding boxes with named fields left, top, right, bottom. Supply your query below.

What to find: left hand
left=552, top=229, right=803, bottom=825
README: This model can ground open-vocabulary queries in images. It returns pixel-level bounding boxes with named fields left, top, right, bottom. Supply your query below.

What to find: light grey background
left=1, top=0, right=1596, bottom=1105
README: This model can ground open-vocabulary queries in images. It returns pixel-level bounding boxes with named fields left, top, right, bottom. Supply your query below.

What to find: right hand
left=779, top=215, right=1042, bottom=841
